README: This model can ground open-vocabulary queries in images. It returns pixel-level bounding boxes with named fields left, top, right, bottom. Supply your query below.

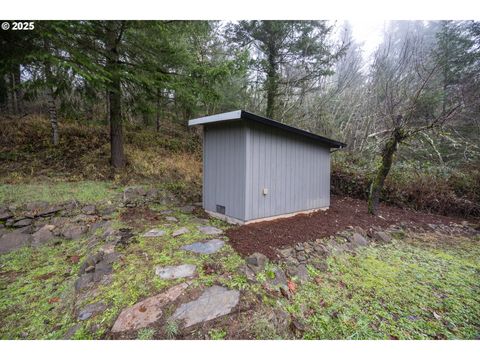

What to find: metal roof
left=188, top=110, right=346, bottom=149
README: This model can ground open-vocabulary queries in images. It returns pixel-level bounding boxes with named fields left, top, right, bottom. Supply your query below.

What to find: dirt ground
left=226, top=196, right=473, bottom=259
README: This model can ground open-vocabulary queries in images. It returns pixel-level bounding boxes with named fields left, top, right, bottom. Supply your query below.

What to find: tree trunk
left=0, top=75, right=8, bottom=111
left=265, top=50, right=278, bottom=119
left=156, top=88, right=161, bottom=132
left=367, top=128, right=405, bottom=215
left=13, top=65, right=22, bottom=114
left=106, top=22, right=126, bottom=169
left=10, top=72, right=18, bottom=115
left=43, top=50, right=59, bottom=146
left=46, top=89, right=59, bottom=145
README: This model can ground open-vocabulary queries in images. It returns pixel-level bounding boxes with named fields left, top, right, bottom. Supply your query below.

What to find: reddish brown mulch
left=226, top=196, right=468, bottom=259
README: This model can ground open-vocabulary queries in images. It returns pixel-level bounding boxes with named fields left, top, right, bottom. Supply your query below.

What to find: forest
left=0, top=20, right=480, bottom=341
left=1, top=20, right=479, bottom=217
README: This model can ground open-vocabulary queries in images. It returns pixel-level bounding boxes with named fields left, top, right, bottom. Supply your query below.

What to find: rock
left=99, top=205, right=116, bottom=216
left=0, top=208, right=13, bottom=221
left=350, top=233, right=368, bottom=247
left=103, top=252, right=120, bottom=264
left=278, top=247, right=293, bottom=258
left=0, top=232, right=31, bottom=254
left=373, top=231, right=392, bottom=243
left=285, top=263, right=298, bottom=277
left=25, top=201, right=49, bottom=212
left=94, top=260, right=113, bottom=279
left=62, top=224, right=87, bottom=240
left=79, top=252, right=104, bottom=274
left=115, top=228, right=135, bottom=247
left=178, top=205, right=195, bottom=213
left=171, top=286, right=239, bottom=328
left=270, top=268, right=288, bottom=288
left=352, top=226, right=367, bottom=237
left=296, top=264, right=309, bottom=283
left=165, top=216, right=178, bottom=222
left=155, top=264, right=196, bottom=279
left=31, top=226, right=55, bottom=247
left=63, top=324, right=82, bottom=339
left=50, top=216, right=69, bottom=228
left=296, top=251, right=307, bottom=262
left=36, top=205, right=64, bottom=217
left=72, top=214, right=97, bottom=223
left=197, top=225, right=223, bottom=235
left=294, top=243, right=304, bottom=251
left=160, top=209, right=174, bottom=215
left=240, top=264, right=257, bottom=282
left=102, top=223, right=116, bottom=239
left=75, top=273, right=94, bottom=291
left=143, top=229, right=166, bottom=237
left=12, top=218, right=33, bottom=228
left=81, top=205, right=97, bottom=215
left=172, top=227, right=189, bottom=237
left=90, top=220, right=108, bottom=233
left=78, top=302, right=107, bottom=321
left=313, top=243, right=328, bottom=255
left=112, top=282, right=189, bottom=333
left=246, top=252, right=268, bottom=273
left=85, top=265, right=95, bottom=273
left=181, top=239, right=225, bottom=254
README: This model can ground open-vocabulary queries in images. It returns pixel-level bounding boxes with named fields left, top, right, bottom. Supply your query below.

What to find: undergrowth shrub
left=0, top=115, right=202, bottom=201
left=332, top=154, right=480, bottom=218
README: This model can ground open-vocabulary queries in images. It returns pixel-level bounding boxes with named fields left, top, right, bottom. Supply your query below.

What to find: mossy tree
left=366, top=23, right=461, bottom=215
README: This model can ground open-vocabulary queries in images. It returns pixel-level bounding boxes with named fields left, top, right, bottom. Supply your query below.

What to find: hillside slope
left=0, top=116, right=202, bottom=200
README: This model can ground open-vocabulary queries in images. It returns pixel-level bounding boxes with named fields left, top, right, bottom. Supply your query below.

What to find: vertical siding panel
left=252, top=125, right=258, bottom=219
left=267, top=127, right=272, bottom=216
left=244, top=126, right=249, bottom=220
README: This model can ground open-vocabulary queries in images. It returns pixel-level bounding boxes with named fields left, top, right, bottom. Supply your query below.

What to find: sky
left=347, top=20, right=388, bottom=60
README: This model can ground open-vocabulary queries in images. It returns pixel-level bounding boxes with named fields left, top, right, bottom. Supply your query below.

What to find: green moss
left=288, top=236, right=480, bottom=339
left=208, top=328, right=227, bottom=340
left=0, top=240, right=86, bottom=339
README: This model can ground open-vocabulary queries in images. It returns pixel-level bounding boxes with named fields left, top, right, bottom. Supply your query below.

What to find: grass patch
left=286, top=235, right=480, bottom=339
left=0, top=238, right=88, bottom=339
left=0, top=181, right=119, bottom=206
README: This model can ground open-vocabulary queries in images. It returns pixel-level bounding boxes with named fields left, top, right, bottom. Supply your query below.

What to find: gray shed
left=188, top=110, right=345, bottom=224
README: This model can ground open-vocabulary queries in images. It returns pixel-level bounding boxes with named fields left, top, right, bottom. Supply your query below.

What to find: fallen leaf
left=48, top=297, right=60, bottom=304
left=287, top=280, right=297, bottom=293
left=69, top=255, right=80, bottom=264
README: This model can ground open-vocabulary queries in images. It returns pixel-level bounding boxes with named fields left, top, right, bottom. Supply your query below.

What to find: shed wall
left=203, top=121, right=246, bottom=221
left=245, top=122, right=331, bottom=221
